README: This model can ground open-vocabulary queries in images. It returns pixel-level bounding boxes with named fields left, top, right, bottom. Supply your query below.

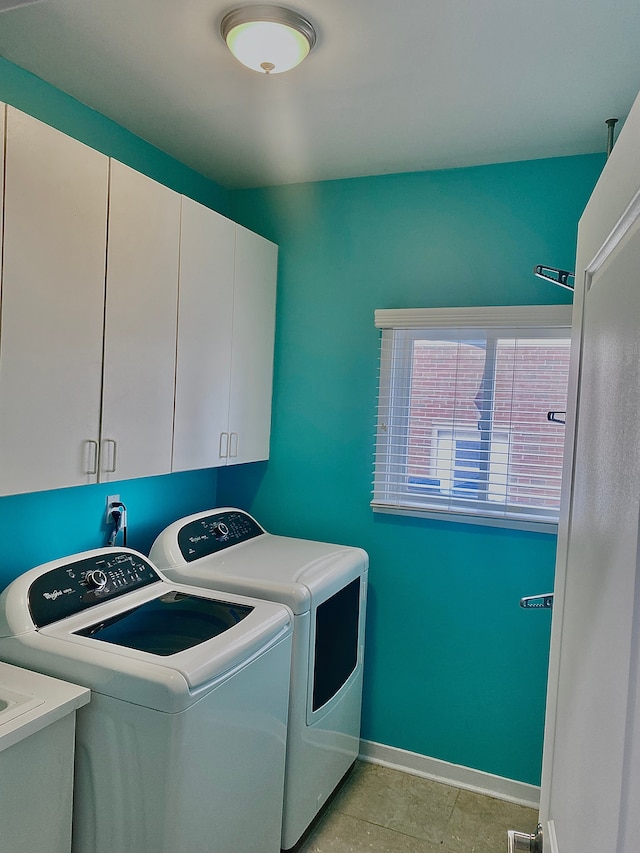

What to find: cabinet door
left=227, top=226, right=278, bottom=465
left=0, top=107, right=108, bottom=496
left=101, top=160, right=180, bottom=482
left=172, top=197, right=235, bottom=472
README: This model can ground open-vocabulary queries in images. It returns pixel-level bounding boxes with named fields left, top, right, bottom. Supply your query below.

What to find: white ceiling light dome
left=220, top=5, right=316, bottom=74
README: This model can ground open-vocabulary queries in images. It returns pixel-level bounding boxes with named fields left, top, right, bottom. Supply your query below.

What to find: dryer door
left=309, top=577, right=362, bottom=721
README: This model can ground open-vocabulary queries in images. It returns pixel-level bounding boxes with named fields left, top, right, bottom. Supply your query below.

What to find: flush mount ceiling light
left=220, top=5, right=316, bottom=75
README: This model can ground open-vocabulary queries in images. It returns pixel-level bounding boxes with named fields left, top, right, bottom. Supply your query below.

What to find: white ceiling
left=0, top=0, right=639, bottom=188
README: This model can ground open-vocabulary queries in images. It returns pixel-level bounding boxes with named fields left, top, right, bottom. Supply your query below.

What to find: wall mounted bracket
left=533, top=265, right=575, bottom=291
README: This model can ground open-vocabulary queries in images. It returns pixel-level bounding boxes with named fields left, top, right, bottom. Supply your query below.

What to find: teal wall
left=220, top=154, right=605, bottom=785
left=0, top=472, right=218, bottom=588
left=0, top=58, right=226, bottom=587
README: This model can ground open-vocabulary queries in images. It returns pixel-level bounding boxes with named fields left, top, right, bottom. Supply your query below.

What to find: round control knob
left=212, top=521, right=230, bottom=540
left=85, top=569, right=108, bottom=591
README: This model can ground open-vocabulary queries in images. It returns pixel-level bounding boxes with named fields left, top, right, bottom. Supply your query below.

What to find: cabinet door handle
left=219, top=432, right=229, bottom=459
left=102, top=439, right=117, bottom=473
left=229, top=432, right=239, bottom=458
left=85, top=440, right=99, bottom=475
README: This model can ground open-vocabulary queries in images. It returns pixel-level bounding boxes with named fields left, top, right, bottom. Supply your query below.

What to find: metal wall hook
left=520, top=593, right=554, bottom=609
left=533, top=265, right=575, bottom=291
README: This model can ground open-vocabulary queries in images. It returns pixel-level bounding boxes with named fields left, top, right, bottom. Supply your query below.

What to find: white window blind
left=373, top=306, right=573, bottom=529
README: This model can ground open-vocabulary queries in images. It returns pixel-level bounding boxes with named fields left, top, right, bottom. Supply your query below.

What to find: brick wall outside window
left=408, top=339, right=570, bottom=509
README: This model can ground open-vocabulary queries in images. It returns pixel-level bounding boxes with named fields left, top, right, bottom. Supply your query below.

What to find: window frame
left=372, top=305, right=573, bottom=533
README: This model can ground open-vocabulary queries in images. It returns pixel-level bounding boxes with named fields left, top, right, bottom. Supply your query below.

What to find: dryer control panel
left=177, top=510, right=264, bottom=562
left=28, top=551, right=161, bottom=627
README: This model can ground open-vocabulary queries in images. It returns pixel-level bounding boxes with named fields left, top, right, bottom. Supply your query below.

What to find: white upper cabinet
left=172, top=197, right=235, bottom=472
left=227, top=225, right=278, bottom=465
left=100, top=160, right=181, bottom=482
left=173, top=205, right=278, bottom=471
left=0, top=106, right=276, bottom=496
left=0, top=106, right=108, bottom=496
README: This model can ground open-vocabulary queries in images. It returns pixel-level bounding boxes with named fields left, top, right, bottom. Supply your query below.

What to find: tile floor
left=297, top=761, right=539, bottom=853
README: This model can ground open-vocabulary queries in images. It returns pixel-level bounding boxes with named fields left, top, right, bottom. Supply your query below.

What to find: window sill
left=371, top=502, right=559, bottom=534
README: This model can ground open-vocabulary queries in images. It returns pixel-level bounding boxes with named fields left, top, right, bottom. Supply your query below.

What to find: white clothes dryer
left=150, top=507, right=369, bottom=850
left=0, top=547, right=292, bottom=853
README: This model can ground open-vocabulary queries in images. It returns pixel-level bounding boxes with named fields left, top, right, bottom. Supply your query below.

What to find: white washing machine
left=150, top=507, right=369, bottom=850
left=0, top=547, right=293, bottom=853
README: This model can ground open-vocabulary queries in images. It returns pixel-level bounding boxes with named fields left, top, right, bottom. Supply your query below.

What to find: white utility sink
left=0, top=662, right=90, bottom=853
left=0, top=684, right=44, bottom=723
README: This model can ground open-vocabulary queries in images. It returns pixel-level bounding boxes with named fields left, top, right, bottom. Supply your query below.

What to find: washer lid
left=73, top=590, right=254, bottom=656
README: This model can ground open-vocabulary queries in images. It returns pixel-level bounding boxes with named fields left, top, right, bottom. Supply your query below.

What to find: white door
left=0, top=107, right=108, bottom=495
left=101, top=160, right=181, bottom=482
left=539, top=90, right=640, bottom=852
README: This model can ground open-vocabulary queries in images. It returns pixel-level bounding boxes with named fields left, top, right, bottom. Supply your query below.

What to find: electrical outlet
left=106, top=494, right=120, bottom=523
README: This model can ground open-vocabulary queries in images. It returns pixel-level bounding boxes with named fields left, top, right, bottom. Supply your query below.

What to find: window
left=373, top=306, right=573, bottom=530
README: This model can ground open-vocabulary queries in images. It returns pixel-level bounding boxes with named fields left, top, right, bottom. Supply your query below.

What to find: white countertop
left=0, top=661, right=89, bottom=753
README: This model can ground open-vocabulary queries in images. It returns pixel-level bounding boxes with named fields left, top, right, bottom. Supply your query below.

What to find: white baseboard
left=359, top=739, right=540, bottom=810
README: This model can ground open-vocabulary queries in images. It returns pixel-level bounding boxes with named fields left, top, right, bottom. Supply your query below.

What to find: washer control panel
left=177, top=510, right=264, bottom=562
left=28, top=551, right=161, bottom=628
